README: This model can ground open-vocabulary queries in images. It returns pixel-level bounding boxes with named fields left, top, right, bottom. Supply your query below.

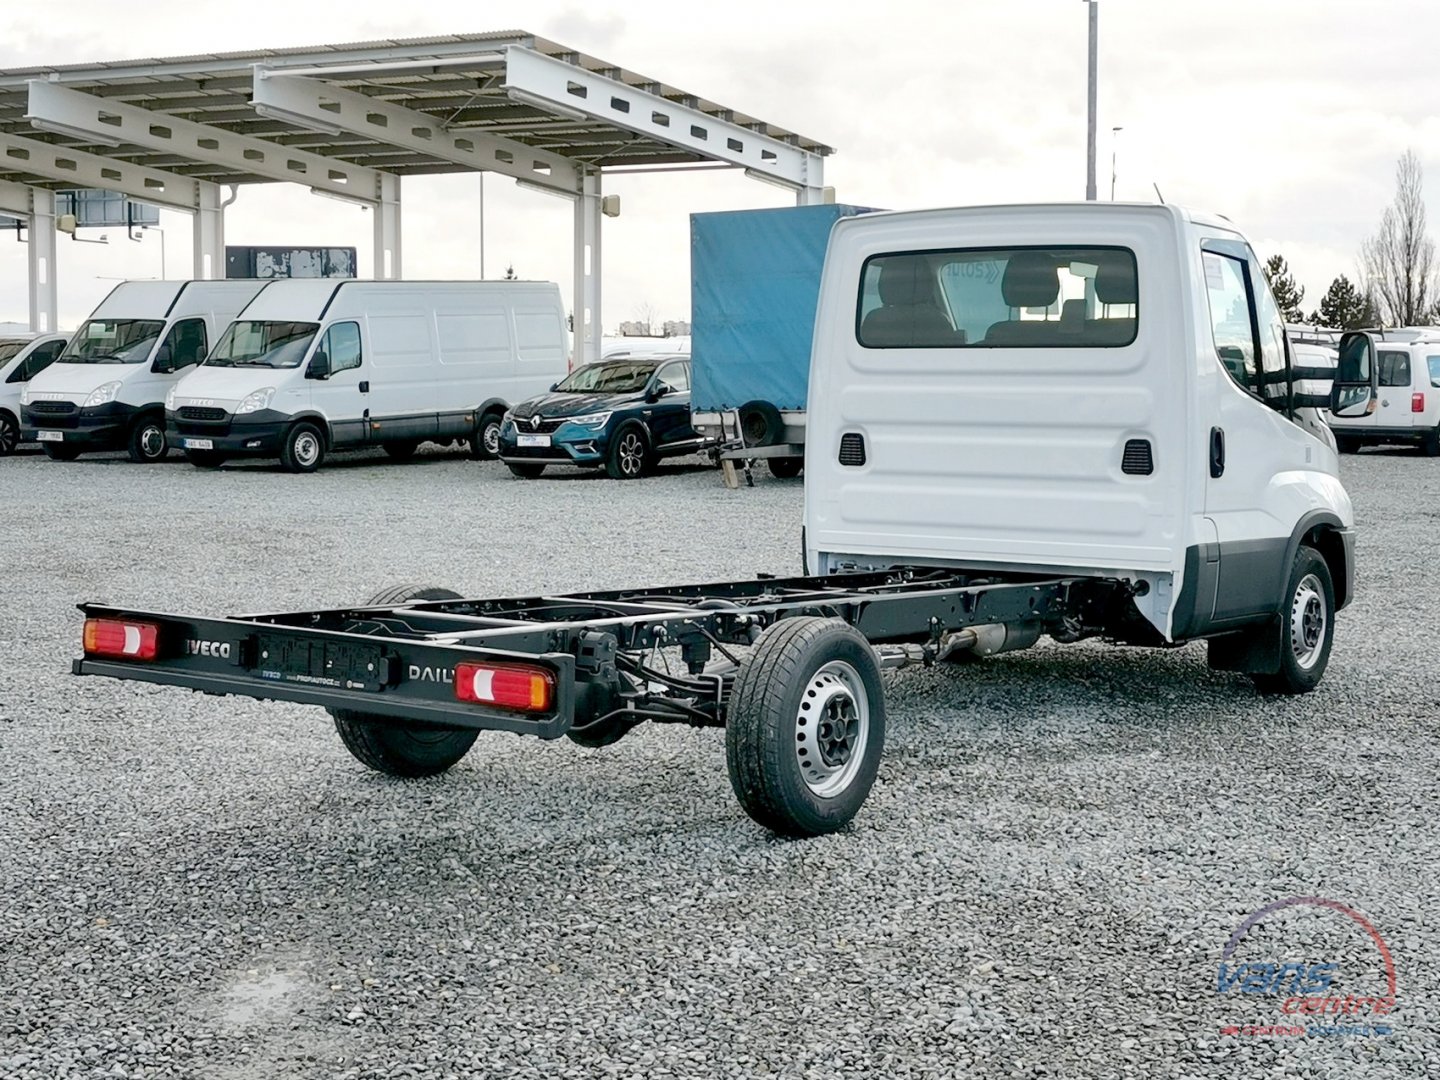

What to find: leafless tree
left=632, top=301, right=657, bottom=336
left=1361, top=150, right=1437, bottom=326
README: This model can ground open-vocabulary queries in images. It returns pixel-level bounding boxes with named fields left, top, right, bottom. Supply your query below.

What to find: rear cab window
left=1429, top=356, right=1440, bottom=388
left=1379, top=351, right=1412, bottom=387
left=856, top=246, right=1137, bottom=348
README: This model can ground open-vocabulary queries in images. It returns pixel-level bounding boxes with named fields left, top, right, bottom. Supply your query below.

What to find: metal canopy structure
left=0, top=31, right=834, bottom=359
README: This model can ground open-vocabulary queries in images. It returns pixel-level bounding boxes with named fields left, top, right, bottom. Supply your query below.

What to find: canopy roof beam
left=25, top=79, right=387, bottom=203
left=251, top=69, right=578, bottom=193
left=0, top=130, right=207, bottom=212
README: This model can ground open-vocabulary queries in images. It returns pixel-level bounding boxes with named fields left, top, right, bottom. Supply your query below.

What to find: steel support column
left=573, top=170, right=601, bottom=367
left=192, top=181, right=223, bottom=280
left=373, top=172, right=400, bottom=280
left=0, top=181, right=57, bottom=332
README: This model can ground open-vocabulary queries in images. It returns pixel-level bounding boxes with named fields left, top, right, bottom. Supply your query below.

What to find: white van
left=0, top=331, right=70, bottom=455
left=166, top=279, right=569, bottom=472
left=1324, top=329, right=1440, bottom=454
left=20, top=281, right=266, bottom=462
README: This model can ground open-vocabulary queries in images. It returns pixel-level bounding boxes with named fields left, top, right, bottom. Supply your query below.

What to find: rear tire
left=330, top=585, right=479, bottom=777
left=382, top=440, right=419, bottom=461
left=605, top=424, right=651, bottom=480
left=127, top=416, right=168, bottom=463
left=0, top=410, right=18, bottom=455
left=725, top=617, right=885, bottom=836
left=767, top=457, right=803, bottom=480
left=1335, top=435, right=1360, bottom=454
left=185, top=450, right=227, bottom=468
left=42, top=443, right=81, bottom=461
left=280, top=421, right=325, bottom=473
left=1423, top=427, right=1440, bottom=457
left=506, top=462, right=546, bottom=479
left=1252, top=546, right=1335, bottom=695
left=737, top=400, right=783, bottom=448
left=469, top=411, right=504, bottom=460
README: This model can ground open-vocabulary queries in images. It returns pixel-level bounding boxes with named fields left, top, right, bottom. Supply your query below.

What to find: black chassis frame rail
left=74, top=568, right=1121, bottom=739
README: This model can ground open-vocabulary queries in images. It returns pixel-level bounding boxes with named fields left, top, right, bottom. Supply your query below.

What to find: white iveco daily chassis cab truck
left=72, top=203, right=1373, bottom=837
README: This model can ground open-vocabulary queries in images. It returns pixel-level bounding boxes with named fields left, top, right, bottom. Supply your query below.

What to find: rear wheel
left=506, top=462, right=546, bottom=479
left=1335, top=435, right=1360, bottom=454
left=725, top=617, right=885, bottom=836
left=469, top=411, right=504, bottom=460
left=0, top=411, right=18, bottom=455
left=767, top=457, right=803, bottom=480
left=605, top=425, right=651, bottom=480
left=127, top=416, right=168, bottom=463
left=330, top=585, right=479, bottom=777
left=42, top=443, right=81, bottom=461
left=1252, top=546, right=1335, bottom=695
left=184, top=450, right=227, bottom=468
left=280, top=421, right=325, bottom=473
left=1423, top=426, right=1440, bottom=457
left=382, top=440, right=419, bottom=461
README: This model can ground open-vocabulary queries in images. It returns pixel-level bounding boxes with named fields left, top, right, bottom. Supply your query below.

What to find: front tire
left=605, top=425, right=651, bottom=480
left=330, top=585, right=479, bottom=777
left=280, top=421, right=325, bottom=473
left=127, top=416, right=168, bottom=463
left=725, top=617, right=885, bottom=836
left=0, top=411, right=18, bottom=455
left=1252, top=546, right=1335, bottom=695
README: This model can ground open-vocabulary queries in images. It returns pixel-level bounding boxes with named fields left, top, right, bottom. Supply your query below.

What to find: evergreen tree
left=1314, top=274, right=1377, bottom=329
left=1263, top=254, right=1306, bottom=322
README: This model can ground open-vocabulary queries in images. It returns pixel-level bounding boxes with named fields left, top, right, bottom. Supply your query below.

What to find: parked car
left=167, top=279, right=568, bottom=472
left=0, top=331, right=70, bottom=454
left=1324, top=329, right=1440, bottom=454
left=498, top=355, right=707, bottom=479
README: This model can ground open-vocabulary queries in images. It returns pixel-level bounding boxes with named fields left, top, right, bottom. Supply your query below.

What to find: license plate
left=255, top=633, right=392, bottom=692
left=36, top=430, right=62, bottom=443
left=516, top=434, right=550, bottom=448
left=183, top=438, right=214, bottom=450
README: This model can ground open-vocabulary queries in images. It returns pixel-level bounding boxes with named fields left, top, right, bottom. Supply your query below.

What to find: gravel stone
left=0, top=444, right=1435, bottom=1078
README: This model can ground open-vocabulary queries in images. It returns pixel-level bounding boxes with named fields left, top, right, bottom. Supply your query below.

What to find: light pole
left=1110, top=126, right=1123, bottom=200
left=1084, top=0, right=1098, bottom=200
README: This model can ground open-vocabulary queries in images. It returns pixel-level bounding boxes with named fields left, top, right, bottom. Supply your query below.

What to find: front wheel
left=605, top=425, right=651, bottom=480
left=127, top=416, right=168, bottom=463
left=0, top=411, right=18, bottom=455
left=725, top=617, right=885, bottom=836
left=1253, top=546, right=1335, bottom=695
left=280, top=421, right=325, bottom=473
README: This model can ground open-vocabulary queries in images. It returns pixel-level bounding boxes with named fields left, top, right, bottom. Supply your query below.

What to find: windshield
left=206, top=321, right=320, bottom=369
left=60, top=319, right=166, bottom=364
left=555, top=361, right=657, bottom=394
left=0, top=341, right=26, bottom=364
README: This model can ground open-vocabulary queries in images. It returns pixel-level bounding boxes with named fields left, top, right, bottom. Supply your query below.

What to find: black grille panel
left=28, top=401, right=76, bottom=416
left=514, top=416, right=566, bottom=434
left=1121, top=438, right=1153, bottom=475
left=838, top=432, right=867, bottom=467
left=179, top=406, right=227, bottom=422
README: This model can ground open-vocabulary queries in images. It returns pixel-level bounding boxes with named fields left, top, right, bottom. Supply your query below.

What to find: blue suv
left=498, top=355, right=705, bottom=479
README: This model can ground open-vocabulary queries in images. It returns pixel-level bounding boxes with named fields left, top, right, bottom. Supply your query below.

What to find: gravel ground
left=0, top=444, right=1436, bottom=1079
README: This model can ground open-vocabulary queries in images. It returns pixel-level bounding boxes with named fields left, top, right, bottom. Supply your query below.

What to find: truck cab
left=805, top=203, right=1357, bottom=653
left=20, top=280, right=266, bottom=462
left=0, top=331, right=70, bottom=455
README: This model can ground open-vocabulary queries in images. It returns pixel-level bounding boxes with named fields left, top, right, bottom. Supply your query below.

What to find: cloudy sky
left=0, top=0, right=1434, bottom=330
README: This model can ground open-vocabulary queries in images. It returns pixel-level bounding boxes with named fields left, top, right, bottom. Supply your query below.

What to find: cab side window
left=1203, top=251, right=1257, bottom=392
left=1249, top=256, right=1291, bottom=408
left=7, top=340, right=65, bottom=383
left=657, top=362, right=690, bottom=394
left=1378, top=351, right=1411, bottom=387
left=159, top=318, right=208, bottom=371
left=320, top=322, right=362, bottom=374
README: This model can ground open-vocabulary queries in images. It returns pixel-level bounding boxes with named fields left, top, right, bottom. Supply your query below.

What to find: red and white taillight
left=1413, top=392, right=1425, bottom=413
left=453, top=661, right=554, bottom=713
left=82, top=618, right=160, bottom=660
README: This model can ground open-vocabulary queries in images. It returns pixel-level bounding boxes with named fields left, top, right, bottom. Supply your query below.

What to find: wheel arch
left=285, top=411, right=333, bottom=448
left=1287, top=510, right=1351, bottom=610
left=474, top=396, right=509, bottom=419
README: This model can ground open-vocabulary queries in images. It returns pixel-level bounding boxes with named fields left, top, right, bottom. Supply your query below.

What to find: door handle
left=1210, top=426, right=1225, bottom=478
left=358, top=380, right=370, bottom=393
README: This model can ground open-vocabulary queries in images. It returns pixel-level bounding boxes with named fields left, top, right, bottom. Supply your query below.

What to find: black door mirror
left=151, top=343, right=174, bottom=373
left=1330, top=332, right=1380, bottom=418
left=307, top=351, right=331, bottom=379
left=549, top=382, right=559, bottom=392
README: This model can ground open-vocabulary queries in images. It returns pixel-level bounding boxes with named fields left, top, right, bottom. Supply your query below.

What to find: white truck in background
left=20, top=280, right=266, bottom=462
left=0, top=331, right=70, bottom=455
left=73, top=202, right=1374, bottom=837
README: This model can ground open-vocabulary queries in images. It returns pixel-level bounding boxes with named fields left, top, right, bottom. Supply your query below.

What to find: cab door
left=307, top=321, right=369, bottom=446
left=646, top=360, right=695, bottom=450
